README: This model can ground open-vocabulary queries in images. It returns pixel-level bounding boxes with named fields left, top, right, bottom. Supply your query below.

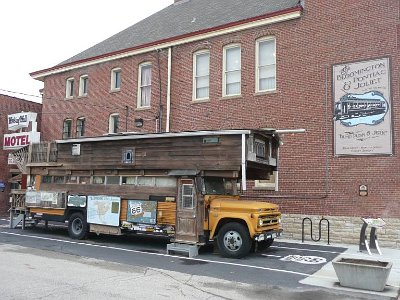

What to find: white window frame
left=222, top=44, right=241, bottom=97
left=65, top=77, right=74, bottom=99
left=137, top=62, right=152, bottom=108
left=256, top=37, right=276, bottom=92
left=76, top=117, right=85, bottom=137
left=79, top=75, right=88, bottom=96
left=62, top=119, right=72, bottom=139
left=111, top=68, right=121, bottom=91
left=192, top=50, right=210, bottom=101
left=108, top=113, right=119, bottom=134
left=180, top=183, right=194, bottom=209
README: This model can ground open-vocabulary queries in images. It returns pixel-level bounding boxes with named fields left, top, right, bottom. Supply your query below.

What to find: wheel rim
left=72, top=218, right=83, bottom=235
left=223, top=230, right=242, bottom=251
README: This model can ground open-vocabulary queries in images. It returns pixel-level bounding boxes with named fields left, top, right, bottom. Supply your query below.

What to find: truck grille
left=259, top=215, right=280, bottom=226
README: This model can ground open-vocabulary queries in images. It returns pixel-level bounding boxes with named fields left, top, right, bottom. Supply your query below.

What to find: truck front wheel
left=68, top=212, right=88, bottom=240
left=217, top=222, right=251, bottom=258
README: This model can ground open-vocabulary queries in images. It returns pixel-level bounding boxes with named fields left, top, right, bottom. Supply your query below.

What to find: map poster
left=333, top=57, right=392, bottom=156
left=127, top=200, right=157, bottom=225
left=87, top=195, right=121, bottom=226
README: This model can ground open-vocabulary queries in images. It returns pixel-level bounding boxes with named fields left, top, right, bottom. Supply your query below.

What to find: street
left=0, top=218, right=397, bottom=300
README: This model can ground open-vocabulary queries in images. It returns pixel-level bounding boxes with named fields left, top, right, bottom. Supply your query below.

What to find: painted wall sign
left=87, top=195, right=120, bottom=226
left=8, top=112, right=37, bottom=131
left=333, top=57, right=392, bottom=156
left=25, top=191, right=61, bottom=207
left=127, top=200, right=157, bottom=224
left=3, top=132, right=40, bottom=150
left=67, top=195, right=87, bottom=207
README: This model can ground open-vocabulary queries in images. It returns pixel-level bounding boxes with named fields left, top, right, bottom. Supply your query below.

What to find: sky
left=0, top=0, right=173, bottom=103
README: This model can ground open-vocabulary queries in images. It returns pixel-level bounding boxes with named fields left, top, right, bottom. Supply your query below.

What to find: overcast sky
left=0, top=0, right=173, bottom=102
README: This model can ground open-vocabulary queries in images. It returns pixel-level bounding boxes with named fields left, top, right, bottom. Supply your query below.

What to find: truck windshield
left=203, top=177, right=237, bottom=195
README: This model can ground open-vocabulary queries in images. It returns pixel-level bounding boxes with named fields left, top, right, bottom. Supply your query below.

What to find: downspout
left=241, top=133, right=247, bottom=191
left=166, top=47, right=172, bottom=132
left=244, top=66, right=331, bottom=200
left=156, top=50, right=163, bottom=133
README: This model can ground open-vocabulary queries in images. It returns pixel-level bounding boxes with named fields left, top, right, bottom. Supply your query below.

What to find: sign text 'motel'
left=3, top=132, right=41, bottom=150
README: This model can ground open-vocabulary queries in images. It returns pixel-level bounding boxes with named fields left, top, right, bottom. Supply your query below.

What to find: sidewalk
left=294, top=239, right=400, bottom=299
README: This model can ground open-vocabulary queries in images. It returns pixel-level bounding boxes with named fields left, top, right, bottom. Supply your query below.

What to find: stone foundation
left=282, top=214, right=400, bottom=249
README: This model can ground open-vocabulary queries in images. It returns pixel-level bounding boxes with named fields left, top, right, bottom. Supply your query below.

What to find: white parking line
left=271, top=245, right=341, bottom=254
left=261, top=254, right=282, bottom=258
left=1, top=231, right=310, bottom=277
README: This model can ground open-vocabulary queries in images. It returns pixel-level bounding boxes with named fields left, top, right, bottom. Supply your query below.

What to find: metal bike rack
left=302, top=217, right=330, bottom=245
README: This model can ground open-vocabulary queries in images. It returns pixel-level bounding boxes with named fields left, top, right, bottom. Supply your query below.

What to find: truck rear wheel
left=68, top=212, right=88, bottom=240
left=217, top=222, right=251, bottom=258
left=257, top=238, right=274, bottom=251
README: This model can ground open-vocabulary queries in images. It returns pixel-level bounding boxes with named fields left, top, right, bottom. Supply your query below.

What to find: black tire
left=257, top=238, right=274, bottom=252
left=68, top=212, right=88, bottom=240
left=217, top=222, right=251, bottom=258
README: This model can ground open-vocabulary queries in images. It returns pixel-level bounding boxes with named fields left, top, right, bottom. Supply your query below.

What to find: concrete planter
left=332, top=257, right=392, bottom=292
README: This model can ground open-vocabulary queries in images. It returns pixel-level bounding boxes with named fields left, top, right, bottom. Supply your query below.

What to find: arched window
left=223, top=44, right=241, bottom=97
left=193, top=50, right=210, bottom=100
left=256, top=37, right=276, bottom=92
left=137, top=62, right=152, bottom=108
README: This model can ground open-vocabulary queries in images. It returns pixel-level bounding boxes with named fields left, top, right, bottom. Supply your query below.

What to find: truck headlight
left=258, top=218, right=263, bottom=227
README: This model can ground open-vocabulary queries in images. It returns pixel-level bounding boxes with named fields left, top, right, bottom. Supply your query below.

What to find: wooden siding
left=157, top=202, right=176, bottom=225
left=56, top=135, right=243, bottom=171
left=38, top=183, right=176, bottom=200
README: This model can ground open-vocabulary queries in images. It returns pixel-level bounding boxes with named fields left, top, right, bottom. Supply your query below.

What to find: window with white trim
left=79, top=75, right=88, bottom=96
left=137, top=63, right=152, bottom=108
left=76, top=117, right=85, bottom=137
left=223, top=44, right=241, bottom=96
left=111, top=68, right=121, bottom=90
left=254, top=171, right=278, bottom=191
left=65, top=78, right=74, bottom=98
left=109, top=113, right=119, bottom=133
left=193, top=50, right=210, bottom=100
left=256, top=37, right=276, bottom=92
left=180, top=183, right=194, bottom=209
left=62, top=119, right=72, bottom=139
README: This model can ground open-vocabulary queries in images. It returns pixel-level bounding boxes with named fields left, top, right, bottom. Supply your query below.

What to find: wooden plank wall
left=56, top=135, right=242, bottom=171
left=39, top=183, right=176, bottom=200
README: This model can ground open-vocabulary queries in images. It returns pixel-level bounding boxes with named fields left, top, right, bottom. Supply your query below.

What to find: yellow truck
left=10, top=129, right=282, bottom=258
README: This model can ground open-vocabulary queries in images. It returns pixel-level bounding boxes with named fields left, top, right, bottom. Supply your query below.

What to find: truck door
left=175, top=178, right=202, bottom=243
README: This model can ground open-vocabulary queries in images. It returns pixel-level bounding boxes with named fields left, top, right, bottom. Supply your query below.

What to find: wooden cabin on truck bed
left=10, top=129, right=282, bottom=258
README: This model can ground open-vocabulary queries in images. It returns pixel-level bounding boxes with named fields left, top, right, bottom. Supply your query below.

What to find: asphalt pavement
left=0, top=217, right=399, bottom=300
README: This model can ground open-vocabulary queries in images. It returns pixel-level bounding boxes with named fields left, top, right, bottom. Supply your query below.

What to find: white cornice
left=32, top=10, right=301, bottom=81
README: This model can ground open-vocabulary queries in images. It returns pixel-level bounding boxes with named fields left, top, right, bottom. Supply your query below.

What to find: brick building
left=0, top=94, right=42, bottom=215
left=30, top=0, right=400, bottom=247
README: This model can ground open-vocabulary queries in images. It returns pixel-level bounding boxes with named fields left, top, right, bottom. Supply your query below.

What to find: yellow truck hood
left=206, top=195, right=280, bottom=213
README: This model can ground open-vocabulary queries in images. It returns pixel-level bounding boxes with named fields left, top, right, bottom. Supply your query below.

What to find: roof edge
left=31, top=6, right=302, bottom=80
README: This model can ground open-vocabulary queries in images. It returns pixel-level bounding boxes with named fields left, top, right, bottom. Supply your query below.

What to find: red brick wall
left=0, top=95, right=42, bottom=215
left=39, top=0, right=400, bottom=219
